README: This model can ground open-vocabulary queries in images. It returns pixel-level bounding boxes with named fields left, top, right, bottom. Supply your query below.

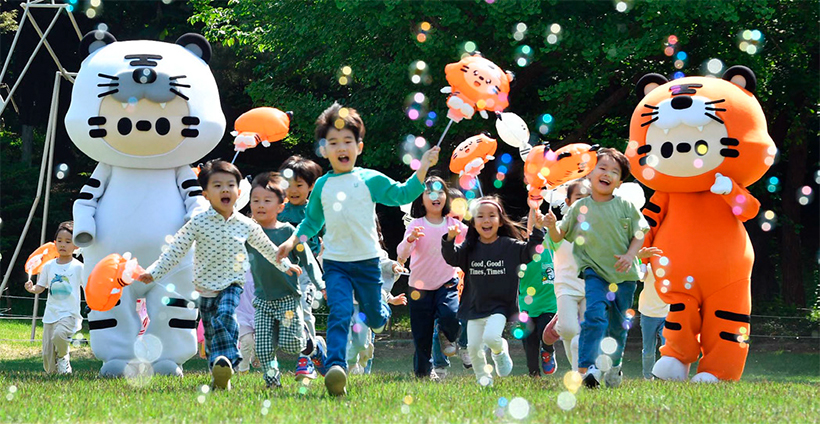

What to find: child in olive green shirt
left=518, top=237, right=558, bottom=377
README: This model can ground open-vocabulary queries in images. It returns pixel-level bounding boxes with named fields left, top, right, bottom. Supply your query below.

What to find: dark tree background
left=0, top=0, right=817, bottom=314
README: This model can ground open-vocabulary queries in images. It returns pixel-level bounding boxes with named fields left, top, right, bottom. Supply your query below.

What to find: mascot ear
left=175, top=33, right=212, bottom=64
left=722, top=65, right=757, bottom=93
left=79, top=30, right=116, bottom=60
left=636, top=73, right=668, bottom=97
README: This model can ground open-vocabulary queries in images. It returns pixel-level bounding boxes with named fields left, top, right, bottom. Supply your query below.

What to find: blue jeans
left=324, top=258, right=390, bottom=370
left=640, top=315, right=666, bottom=379
left=578, top=268, right=637, bottom=369
left=408, top=279, right=460, bottom=377
left=199, top=284, right=243, bottom=368
left=432, top=318, right=469, bottom=368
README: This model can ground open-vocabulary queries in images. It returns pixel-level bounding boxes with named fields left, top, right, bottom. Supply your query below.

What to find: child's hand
left=407, top=226, right=425, bottom=243
left=285, top=264, right=302, bottom=276
left=322, top=289, right=327, bottom=300
left=531, top=207, right=546, bottom=229
left=613, top=252, right=637, bottom=273
left=389, top=293, right=408, bottom=306
left=544, top=208, right=558, bottom=229
left=637, top=246, right=663, bottom=259
left=137, top=272, right=154, bottom=284
left=24, top=280, right=35, bottom=293
left=420, top=146, right=441, bottom=169
left=392, top=262, right=408, bottom=275
left=446, top=225, right=461, bottom=241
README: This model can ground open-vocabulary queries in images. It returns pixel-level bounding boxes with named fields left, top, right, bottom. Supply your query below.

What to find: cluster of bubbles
left=408, top=60, right=431, bottom=85
left=493, top=153, right=513, bottom=189
left=298, top=378, right=310, bottom=395
left=538, top=114, right=554, bottom=135
left=197, top=384, right=210, bottom=404
left=614, top=0, right=632, bottom=13
left=797, top=186, right=814, bottom=206
left=55, top=163, right=69, bottom=180
left=737, top=326, right=750, bottom=348
left=401, top=135, right=428, bottom=170
left=513, top=22, right=528, bottom=42
left=260, top=399, right=271, bottom=416
left=738, top=30, right=764, bottom=55
left=338, top=66, right=353, bottom=86
left=6, top=385, right=17, bottom=402
left=514, top=45, right=533, bottom=67
left=511, top=311, right=532, bottom=339
left=546, top=23, right=562, bottom=45
left=416, top=22, right=431, bottom=43
left=765, top=176, right=781, bottom=193
left=124, top=361, right=154, bottom=388
left=404, top=92, right=430, bottom=123
left=72, top=333, right=85, bottom=348
left=461, top=41, right=478, bottom=59
left=759, top=210, right=777, bottom=232
left=400, top=395, right=413, bottom=414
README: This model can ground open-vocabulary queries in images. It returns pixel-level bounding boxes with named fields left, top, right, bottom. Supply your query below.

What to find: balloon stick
left=436, top=119, right=455, bottom=147
left=231, top=150, right=240, bottom=164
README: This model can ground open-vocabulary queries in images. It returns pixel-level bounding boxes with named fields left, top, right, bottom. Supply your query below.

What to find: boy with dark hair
left=278, top=155, right=325, bottom=380
left=138, top=160, right=301, bottom=391
left=246, top=171, right=325, bottom=389
left=277, top=102, right=440, bottom=396
left=545, top=148, right=649, bottom=388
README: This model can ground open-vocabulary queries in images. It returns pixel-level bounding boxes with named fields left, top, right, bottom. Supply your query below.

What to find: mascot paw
left=651, top=356, right=690, bottom=381
left=710, top=173, right=733, bottom=195
left=99, top=359, right=129, bottom=377
left=691, top=372, right=719, bottom=383
left=153, top=359, right=184, bottom=377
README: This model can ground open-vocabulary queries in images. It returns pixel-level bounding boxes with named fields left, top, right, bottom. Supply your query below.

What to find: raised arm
left=72, top=163, right=112, bottom=247
left=441, top=225, right=469, bottom=270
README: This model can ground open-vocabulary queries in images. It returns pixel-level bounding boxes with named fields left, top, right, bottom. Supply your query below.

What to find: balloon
left=24, top=242, right=59, bottom=276
left=231, top=107, right=292, bottom=152
left=613, top=182, right=646, bottom=210
left=523, top=143, right=599, bottom=207
left=449, top=134, right=498, bottom=178
left=495, top=112, right=529, bottom=149
left=86, top=252, right=144, bottom=312
left=442, top=53, right=513, bottom=123
left=235, top=177, right=252, bottom=211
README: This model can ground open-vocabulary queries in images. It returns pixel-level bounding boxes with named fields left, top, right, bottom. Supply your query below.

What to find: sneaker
left=582, top=365, right=602, bottom=388
left=372, top=319, right=387, bottom=334
left=438, top=329, right=457, bottom=357
left=211, top=356, right=233, bottom=390
left=324, top=365, right=347, bottom=396
left=358, top=341, right=375, bottom=370
left=56, top=355, right=72, bottom=374
left=310, top=336, right=327, bottom=376
left=460, top=349, right=473, bottom=369
left=349, top=363, right=365, bottom=375
left=604, top=365, right=623, bottom=388
left=295, top=356, right=317, bottom=381
left=432, top=366, right=448, bottom=381
left=491, top=339, right=513, bottom=377
left=541, top=349, right=557, bottom=375
left=266, top=373, right=282, bottom=389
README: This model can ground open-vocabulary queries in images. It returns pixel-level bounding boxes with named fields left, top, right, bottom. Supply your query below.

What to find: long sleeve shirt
left=278, top=201, right=323, bottom=257
left=295, top=167, right=423, bottom=262
left=397, top=216, right=467, bottom=290
left=146, top=207, right=293, bottom=293
left=442, top=229, right=545, bottom=320
left=249, top=223, right=324, bottom=301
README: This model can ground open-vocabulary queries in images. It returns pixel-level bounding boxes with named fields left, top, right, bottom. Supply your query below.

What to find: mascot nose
left=671, top=96, right=693, bottom=110
left=132, top=68, right=157, bottom=84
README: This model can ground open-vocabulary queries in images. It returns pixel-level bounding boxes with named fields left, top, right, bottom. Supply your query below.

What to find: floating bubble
left=705, top=58, right=724, bottom=75
left=798, top=186, right=814, bottom=206
left=655, top=268, right=666, bottom=278
left=404, top=92, right=429, bottom=121
left=332, top=202, right=343, bottom=212
left=601, top=337, right=618, bottom=354
left=664, top=46, right=674, bottom=57
left=479, top=376, right=492, bottom=386
left=595, top=354, right=613, bottom=372
left=557, top=391, right=577, bottom=410
left=575, top=236, right=585, bottom=246
left=563, top=370, right=582, bottom=392
left=401, top=404, right=411, bottom=414
left=464, top=41, right=477, bottom=53
left=410, top=290, right=421, bottom=301
left=8, top=385, right=17, bottom=394
left=514, top=45, right=533, bottom=67
left=484, top=364, right=494, bottom=375
left=608, top=283, right=618, bottom=292
left=546, top=33, right=558, bottom=45
left=190, top=291, right=200, bottom=300
left=85, top=8, right=97, bottom=19
left=166, top=283, right=176, bottom=293
left=495, top=407, right=505, bottom=418
left=197, top=395, right=206, bottom=404
left=200, top=384, right=210, bottom=394
left=738, top=29, right=764, bottom=55
left=5, top=393, right=12, bottom=401
left=134, top=334, right=163, bottom=362
left=403, top=395, right=413, bottom=405
left=605, top=291, right=616, bottom=301
left=498, top=397, right=509, bottom=407
left=626, top=309, right=635, bottom=319
left=509, top=397, right=530, bottom=420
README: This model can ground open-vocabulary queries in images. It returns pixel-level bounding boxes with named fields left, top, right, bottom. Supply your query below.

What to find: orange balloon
left=86, top=253, right=143, bottom=312
left=449, top=134, right=498, bottom=177
left=524, top=143, right=599, bottom=205
left=444, top=53, right=513, bottom=122
left=24, top=242, right=59, bottom=276
left=232, top=107, right=292, bottom=151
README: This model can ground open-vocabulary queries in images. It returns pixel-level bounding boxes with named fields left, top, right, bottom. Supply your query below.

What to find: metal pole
left=0, top=3, right=30, bottom=87
left=0, top=5, right=63, bottom=117
left=25, top=5, right=74, bottom=83
left=28, top=71, right=61, bottom=341
left=66, top=8, right=82, bottom=40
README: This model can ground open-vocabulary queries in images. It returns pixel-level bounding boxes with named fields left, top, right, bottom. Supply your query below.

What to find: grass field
left=1, top=319, right=818, bottom=423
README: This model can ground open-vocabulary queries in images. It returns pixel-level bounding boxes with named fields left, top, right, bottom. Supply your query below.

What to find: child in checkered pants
left=248, top=172, right=326, bottom=389
left=140, top=161, right=300, bottom=391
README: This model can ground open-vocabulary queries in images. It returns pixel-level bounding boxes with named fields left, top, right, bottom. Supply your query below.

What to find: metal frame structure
left=0, top=1, right=82, bottom=340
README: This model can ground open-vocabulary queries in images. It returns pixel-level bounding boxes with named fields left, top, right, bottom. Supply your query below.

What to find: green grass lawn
left=1, top=319, right=818, bottom=423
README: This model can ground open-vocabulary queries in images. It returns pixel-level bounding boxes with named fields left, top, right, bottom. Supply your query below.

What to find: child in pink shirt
left=397, top=176, right=467, bottom=378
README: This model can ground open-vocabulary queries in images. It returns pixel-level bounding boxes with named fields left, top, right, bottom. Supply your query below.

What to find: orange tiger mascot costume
left=626, top=66, right=776, bottom=382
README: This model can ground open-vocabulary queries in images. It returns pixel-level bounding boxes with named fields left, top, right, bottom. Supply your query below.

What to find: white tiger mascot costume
left=65, top=31, right=225, bottom=377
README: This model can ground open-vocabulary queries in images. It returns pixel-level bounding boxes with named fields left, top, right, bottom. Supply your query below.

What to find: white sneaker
left=349, top=363, right=364, bottom=375
left=211, top=356, right=233, bottom=390
left=491, top=339, right=513, bottom=377
left=358, top=341, right=375, bottom=370
left=604, top=365, right=623, bottom=388
left=432, top=366, right=448, bottom=381
left=583, top=365, right=602, bottom=388
left=325, top=365, right=347, bottom=396
left=56, top=355, right=72, bottom=374
left=460, top=349, right=473, bottom=369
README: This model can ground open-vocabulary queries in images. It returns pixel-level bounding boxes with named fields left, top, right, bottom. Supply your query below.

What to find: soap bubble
left=508, top=397, right=530, bottom=420
left=134, top=334, right=163, bottom=362
left=595, top=354, right=613, bottom=372
left=557, top=391, right=577, bottom=410
left=601, top=337, right=617, bottom=354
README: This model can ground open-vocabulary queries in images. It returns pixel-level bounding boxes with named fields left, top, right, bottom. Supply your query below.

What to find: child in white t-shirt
left=638, top=264, right=669, bottom=379
left=24, top=221, right=84, bottom=374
